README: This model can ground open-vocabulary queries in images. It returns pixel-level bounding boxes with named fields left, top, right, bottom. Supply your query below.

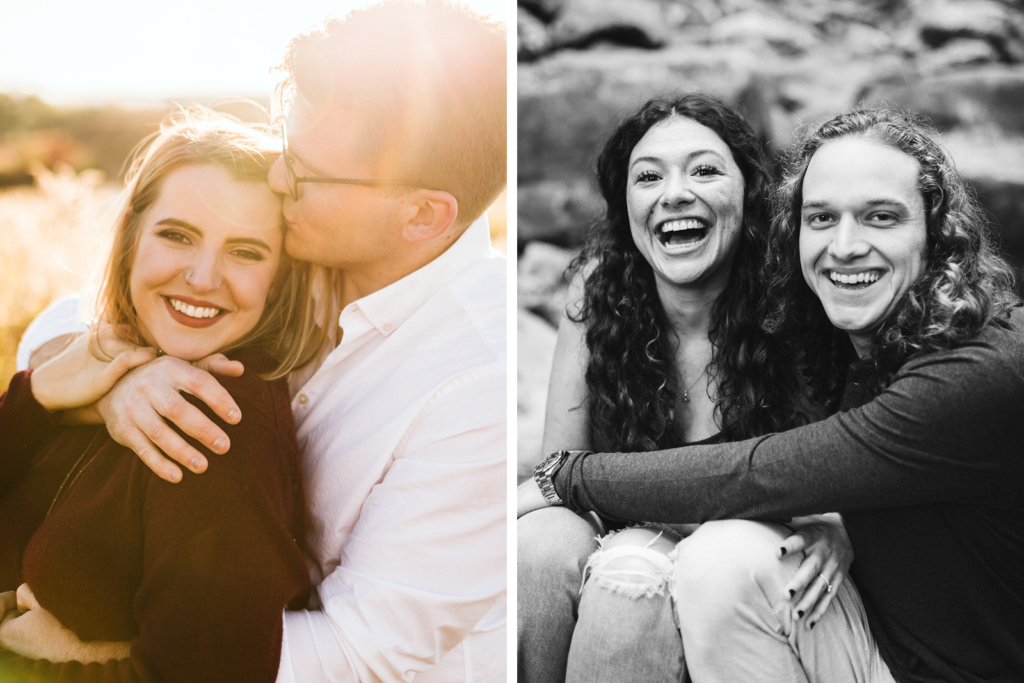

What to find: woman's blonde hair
left=93, top=107, right=332, bottom=380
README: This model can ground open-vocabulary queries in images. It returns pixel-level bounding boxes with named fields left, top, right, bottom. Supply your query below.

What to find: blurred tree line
left=0, top=94, right=268, bottom=186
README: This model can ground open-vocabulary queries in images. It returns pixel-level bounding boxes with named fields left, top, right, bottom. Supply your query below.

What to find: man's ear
left=401, top=190, right=459, bottom=244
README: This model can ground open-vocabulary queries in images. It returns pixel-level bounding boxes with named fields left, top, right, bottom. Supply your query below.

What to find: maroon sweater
left=0, top=349, right=311, bottom=683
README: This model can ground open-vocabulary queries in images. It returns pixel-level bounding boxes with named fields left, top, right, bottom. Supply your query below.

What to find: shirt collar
left=344, top=214, right=493, bottom=336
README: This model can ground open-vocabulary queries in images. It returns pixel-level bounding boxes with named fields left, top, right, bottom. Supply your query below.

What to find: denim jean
left=673, top=520, right=897, bottom=683
left=520, top=511, right=900, bottom=683
left=517, top=507, right=686, bottom=683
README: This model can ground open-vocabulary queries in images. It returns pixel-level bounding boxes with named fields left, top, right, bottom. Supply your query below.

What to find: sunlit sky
left=0, top=0, right=508, bottom=104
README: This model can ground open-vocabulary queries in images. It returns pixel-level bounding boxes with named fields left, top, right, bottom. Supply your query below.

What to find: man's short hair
left=277, top=0, right=506, bottom=225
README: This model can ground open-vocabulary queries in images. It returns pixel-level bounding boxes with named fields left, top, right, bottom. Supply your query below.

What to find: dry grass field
left=0, top=165, right=118, bottom=391
left=0, top=173, right=507, bottom=392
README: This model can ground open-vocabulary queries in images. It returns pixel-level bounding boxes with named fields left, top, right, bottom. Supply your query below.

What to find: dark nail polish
left=779, top=547, right=787, bottom=556
left=797, top=610, right=804, bottom=618
left=810, top=622, right=816, bottom=630
left=788, top=589, right=795, bottom=598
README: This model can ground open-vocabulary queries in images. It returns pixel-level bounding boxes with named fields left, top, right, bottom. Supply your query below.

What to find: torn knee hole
left=583, top=543, right=676, bottom=599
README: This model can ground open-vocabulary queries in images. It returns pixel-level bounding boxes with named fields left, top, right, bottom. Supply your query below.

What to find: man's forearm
left=278, top=609, right=361, bottom=683
left=17, top=294, right=88, bottom=372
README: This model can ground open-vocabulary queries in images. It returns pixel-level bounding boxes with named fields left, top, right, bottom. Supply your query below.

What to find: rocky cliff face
left=517, top=0, right=1024, bottom=473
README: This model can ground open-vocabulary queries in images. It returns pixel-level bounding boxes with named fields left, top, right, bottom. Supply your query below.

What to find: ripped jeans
left=517, top=507, right=686, bottom=683
left=518, top=509, right=897, bottom=683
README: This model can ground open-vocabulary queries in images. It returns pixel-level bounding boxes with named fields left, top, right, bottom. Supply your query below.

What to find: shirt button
left=383, top=323, right=392, bottom=332
left=298, top=394, right=309, bottom=405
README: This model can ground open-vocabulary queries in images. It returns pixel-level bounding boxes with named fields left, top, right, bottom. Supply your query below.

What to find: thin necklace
left=46, top=430, right=103, bottom=519
left=681, top=366, right=709, bottom=403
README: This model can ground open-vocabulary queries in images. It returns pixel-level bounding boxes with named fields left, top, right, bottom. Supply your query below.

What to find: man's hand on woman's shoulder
left=96, top=353, right=245, bottom=483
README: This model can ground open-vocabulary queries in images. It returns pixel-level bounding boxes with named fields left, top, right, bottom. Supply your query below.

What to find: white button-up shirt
left=18, top=217, right=507, bottom=683
left=277, top=216, right=506, bottom=683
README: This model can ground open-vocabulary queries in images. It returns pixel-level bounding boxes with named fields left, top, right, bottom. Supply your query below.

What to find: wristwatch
left=533, top=450, right=571, bottom=505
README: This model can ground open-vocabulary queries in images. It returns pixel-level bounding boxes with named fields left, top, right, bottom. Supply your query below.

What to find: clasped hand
left=0, top=584, right=128, bottom=663
left=29, top=326, right=157, bottom=412
left=93, top=352, right=243, bottom=482
left=29, top=326, right=246, bottom=483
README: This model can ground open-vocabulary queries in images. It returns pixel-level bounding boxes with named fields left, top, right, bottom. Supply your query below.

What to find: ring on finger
left=819, top=573, right=833, bottom=593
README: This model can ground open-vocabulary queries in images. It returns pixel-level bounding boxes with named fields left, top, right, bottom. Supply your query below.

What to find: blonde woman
left=0, top=110, right=331, bottom=683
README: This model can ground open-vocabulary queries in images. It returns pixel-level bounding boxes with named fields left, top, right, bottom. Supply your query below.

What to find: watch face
left=536, top=451, right=561, bottom=474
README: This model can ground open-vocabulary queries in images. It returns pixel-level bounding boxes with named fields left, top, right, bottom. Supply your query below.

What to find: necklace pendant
left=682, top=391, right=690, bottom=403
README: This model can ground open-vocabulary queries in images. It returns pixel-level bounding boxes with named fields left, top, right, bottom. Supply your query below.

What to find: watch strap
left=534, top=450, right=571, bottom=505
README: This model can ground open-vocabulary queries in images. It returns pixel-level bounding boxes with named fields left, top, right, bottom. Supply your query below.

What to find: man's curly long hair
left=570, top=94, right=806, bottom=452
left=763, top=106, right=1019, bottom=406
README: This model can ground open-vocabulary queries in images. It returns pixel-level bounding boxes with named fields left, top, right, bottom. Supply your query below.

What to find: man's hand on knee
left=97, top=355, right=242, bottom=483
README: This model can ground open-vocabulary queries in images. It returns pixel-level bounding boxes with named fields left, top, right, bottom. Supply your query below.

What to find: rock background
left=516, top=0, right=1024, bottom=479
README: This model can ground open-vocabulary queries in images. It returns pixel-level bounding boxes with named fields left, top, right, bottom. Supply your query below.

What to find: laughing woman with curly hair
left=518, top=94, right=851, bottom=683
left=521, top=106, right=1024, bottom=683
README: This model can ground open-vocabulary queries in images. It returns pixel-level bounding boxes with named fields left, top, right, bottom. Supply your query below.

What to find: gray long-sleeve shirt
left=554, top=308, right=1024, bottom=683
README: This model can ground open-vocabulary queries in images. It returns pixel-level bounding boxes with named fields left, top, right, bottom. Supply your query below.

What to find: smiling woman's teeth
left=662, top=219, right=705, bottom=233
left=169, top=298, right=221, bottom=319
left=659, top=219, right=708, bottom=246
left=829, top=271, right=881, bottom=285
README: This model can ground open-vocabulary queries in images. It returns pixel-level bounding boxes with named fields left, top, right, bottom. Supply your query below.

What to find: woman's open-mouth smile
left=163, top=296, right=226, bottom=329
left=656, top=218, right=711, bottom=253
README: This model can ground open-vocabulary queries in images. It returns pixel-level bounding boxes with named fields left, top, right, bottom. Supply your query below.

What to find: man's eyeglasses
left=278, top=119, right=425, bottom=202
